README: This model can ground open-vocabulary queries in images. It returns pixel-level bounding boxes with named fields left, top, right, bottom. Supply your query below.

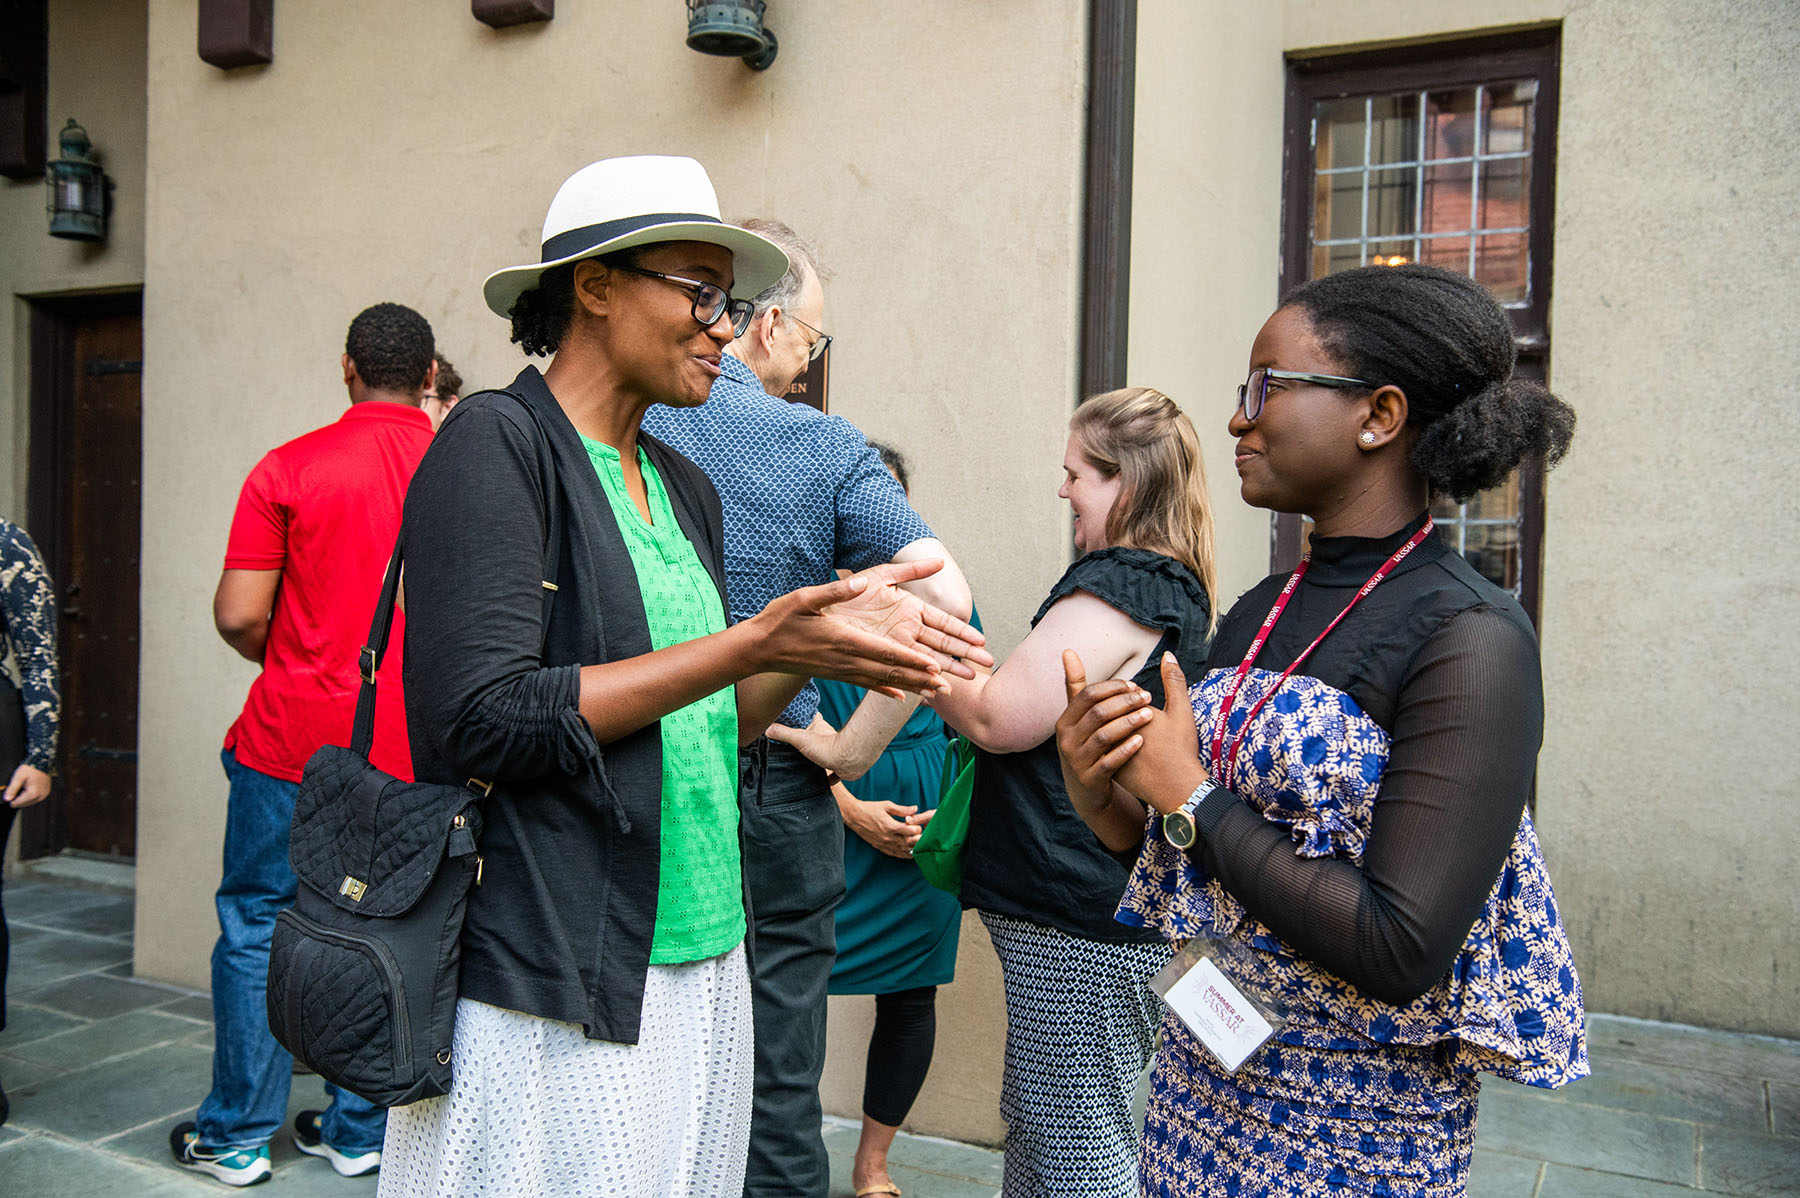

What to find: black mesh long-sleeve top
left=1159, top=516, right=1544, bottom=1006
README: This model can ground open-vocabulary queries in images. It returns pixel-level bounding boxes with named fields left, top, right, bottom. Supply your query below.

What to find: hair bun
left=1410, top=378, right=1576, bottom=502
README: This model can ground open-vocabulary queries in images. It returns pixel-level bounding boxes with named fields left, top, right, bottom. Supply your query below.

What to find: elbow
left=909, top=569, right=972, bottom=624
left=212, top=606, right=262, bottom=643
left=1359, top=936, right=1463, bottom=1007
left=833, top=758, right=873, bottom=782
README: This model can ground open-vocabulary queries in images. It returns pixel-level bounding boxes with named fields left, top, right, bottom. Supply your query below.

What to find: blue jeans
left=194, top=749, right=386, bottom=1153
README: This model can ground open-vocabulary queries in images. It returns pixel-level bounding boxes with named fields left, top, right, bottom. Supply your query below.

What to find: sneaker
left=293, top=1109, right=382, bottom=1177
left=168, top=1121, right=272, bottom=1187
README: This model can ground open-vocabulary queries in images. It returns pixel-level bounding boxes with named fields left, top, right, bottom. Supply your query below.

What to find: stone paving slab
left=1537, top=1164, right=1729, bottom=1197
left=1589, top=1014, right=1800, bottom=1086
left=1466, top=1147, right=1545, bottom=1197
left=1476, top=1080, right=1700, bottom=1186
left=1697, top=1124, right=1800, bottom=1196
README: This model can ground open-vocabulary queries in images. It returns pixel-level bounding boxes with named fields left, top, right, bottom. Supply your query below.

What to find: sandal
left=854, top=1186, right=902, bottom=1197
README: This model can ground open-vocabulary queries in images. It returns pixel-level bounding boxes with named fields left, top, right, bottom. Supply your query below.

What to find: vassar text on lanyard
left=1208, top=519, right=1435, bottom=791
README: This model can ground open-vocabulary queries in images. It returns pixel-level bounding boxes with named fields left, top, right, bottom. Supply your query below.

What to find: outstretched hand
left=762, top=559, right=991, bottom=699
left=1056, top=650, right=1207, bottom=816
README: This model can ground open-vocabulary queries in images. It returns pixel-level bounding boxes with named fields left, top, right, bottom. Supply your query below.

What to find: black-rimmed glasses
left=787, top=313, right=833, bottom=362
left=1236, top=367, right=1375, bottom=422
left=614, top=264, right=756, bottom=338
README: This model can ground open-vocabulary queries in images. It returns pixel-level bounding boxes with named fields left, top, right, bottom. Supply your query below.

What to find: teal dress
left=819, top=679, right=962, bottom=994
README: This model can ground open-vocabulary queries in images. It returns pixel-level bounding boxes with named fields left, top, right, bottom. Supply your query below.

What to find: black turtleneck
left=1187, top=515, right=1544, bottom=1005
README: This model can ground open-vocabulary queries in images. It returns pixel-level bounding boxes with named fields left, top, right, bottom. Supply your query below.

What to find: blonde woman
left=930, top=388, right=1218, bottom=1198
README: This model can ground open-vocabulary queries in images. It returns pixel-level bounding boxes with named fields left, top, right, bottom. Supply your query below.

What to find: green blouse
left=582, top=435, right=744, bottom=964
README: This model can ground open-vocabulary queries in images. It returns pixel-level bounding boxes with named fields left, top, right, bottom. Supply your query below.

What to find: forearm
left=583, top=618, right=773, bottom=746
left=735, top=671, right=810, bottom=745
left=822, top=691, right=921, bottom=779
left=1079, top=783, right=1150, bottom=855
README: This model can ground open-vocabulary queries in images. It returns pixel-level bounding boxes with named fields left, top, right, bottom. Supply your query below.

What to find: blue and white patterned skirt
left=1140, top=1006, right=1479, bottom=1197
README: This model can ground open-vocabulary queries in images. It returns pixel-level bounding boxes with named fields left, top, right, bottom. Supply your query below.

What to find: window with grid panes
left=1278, top=30, right=1560, bottom=622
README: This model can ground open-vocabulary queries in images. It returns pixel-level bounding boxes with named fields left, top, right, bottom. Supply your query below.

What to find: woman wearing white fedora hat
left=377, top=156, right=989, bottom=1197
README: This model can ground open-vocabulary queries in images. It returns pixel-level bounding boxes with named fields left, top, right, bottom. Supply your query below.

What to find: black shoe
left=292, top=1109, right=382, bottom=1177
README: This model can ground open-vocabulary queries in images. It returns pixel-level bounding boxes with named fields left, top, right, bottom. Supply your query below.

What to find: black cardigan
left=400, top=366, right=732, bottom=1044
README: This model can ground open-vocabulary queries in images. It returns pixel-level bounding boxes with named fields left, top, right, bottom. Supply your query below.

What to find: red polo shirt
left=223, top=401, right=433, bottom=782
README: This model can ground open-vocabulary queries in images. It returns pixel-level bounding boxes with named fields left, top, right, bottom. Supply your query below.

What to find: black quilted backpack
left=266, top=391, right=555, bottom=1106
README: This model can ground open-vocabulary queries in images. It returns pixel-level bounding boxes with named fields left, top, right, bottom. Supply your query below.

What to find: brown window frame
left=1274, top=27, right=1561, bottom=624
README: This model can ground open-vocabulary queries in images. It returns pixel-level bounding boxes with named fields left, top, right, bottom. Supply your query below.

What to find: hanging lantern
left=46, top=119, right=110, bottom=242
left=685, top=1, right=777, bottom=71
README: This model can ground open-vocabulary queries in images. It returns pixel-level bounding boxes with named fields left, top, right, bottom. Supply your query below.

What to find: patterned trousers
left=980, top=911, right=1170, bottom=1198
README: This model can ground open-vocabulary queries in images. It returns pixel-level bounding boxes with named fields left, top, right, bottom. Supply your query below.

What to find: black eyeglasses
left=787, top=313, right=833, bottom=362
left=613, top=264, right=755, bottom=338
left=1236, top=367, right=1374, bottom=422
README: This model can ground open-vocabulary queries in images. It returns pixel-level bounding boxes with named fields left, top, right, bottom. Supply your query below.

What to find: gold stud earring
left=1359, top=431, right=1377, bottom=446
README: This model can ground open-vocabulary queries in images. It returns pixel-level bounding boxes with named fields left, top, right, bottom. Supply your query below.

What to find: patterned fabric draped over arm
left=1, top=520, right=61, bottom=772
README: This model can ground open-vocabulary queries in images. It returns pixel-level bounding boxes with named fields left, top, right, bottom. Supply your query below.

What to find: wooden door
left=23, top=296, right=142, bottom=859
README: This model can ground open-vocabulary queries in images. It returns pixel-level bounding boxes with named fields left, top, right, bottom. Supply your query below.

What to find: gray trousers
left=739, top=738, right=846, bottom=1198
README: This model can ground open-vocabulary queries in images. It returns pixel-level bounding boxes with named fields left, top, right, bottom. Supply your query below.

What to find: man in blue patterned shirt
left=641, top=218, right=971, bottom=1198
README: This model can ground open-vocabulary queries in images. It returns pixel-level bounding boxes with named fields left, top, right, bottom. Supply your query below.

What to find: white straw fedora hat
left=482, top=155, right=790, bottom=319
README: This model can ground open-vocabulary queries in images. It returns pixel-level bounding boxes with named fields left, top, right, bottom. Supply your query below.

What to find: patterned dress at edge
left=1118, top=519, right=1587, bottom=1197
left=1, top=518, right=60, bottom=1050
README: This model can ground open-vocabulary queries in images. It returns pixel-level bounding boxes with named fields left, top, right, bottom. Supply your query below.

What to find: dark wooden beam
left=1078, top=0, right=1137, bottom=403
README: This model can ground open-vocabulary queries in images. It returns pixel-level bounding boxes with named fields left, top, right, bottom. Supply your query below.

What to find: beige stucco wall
left=129, top=0, right=1087, bottom=1144
left=1133, top=0, right=1799, bottom=1040
left=0, top=0, right=148, bottom=517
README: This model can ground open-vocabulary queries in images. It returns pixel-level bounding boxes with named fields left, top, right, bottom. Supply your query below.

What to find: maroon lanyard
left=1209, top=519, right=1435, bottom=790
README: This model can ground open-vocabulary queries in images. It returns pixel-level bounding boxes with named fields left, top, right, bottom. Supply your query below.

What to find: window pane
left=1314, top=242, right=1364, bottom=276
left=1367, top=166, right=1417, bottom=239
left=1369, top=94, right=1420, bottom=166
left=1419, top=234, right=1473, bottom=274
left=1479, top=156, right=1530, bottom=231
left=1318, top=96, right=1368, bottom=170
left=1429, top=473, right=1523, bottom=594
left=1482, top=80, right=1537, bottom=154
left=1476, top=232, right=1529, bottom=303
left=1324, top=172, right=1364, bottom=241
left=1465, top=520, right=1522, bottom=591
left=1421, top=162, right=1474, bottom=234
left=1425, top=88, right=1480, bottom=160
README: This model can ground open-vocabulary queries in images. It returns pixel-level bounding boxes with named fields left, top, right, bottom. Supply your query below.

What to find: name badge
left=1150, top=937, right=1285, bottom=1074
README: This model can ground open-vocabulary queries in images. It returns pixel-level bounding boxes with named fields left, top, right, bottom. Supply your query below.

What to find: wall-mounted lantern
left=686, top=1, right=777, bottom=71
left=46, top=119, right=110, bottom=242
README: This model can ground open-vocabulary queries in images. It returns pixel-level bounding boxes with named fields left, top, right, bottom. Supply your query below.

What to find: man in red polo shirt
left=171, top=303, right=436, bottom=1188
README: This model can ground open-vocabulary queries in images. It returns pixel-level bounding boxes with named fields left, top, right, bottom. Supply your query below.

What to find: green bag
left=913, top=735, right=977, bottom=895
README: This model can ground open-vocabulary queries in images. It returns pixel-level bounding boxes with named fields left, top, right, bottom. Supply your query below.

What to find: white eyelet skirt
left=378, top=943, right=753, bottom=1198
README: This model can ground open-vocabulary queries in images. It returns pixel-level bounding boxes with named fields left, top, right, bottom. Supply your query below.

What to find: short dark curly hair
left=1280, top=264, right=1575, bottom=502
left=344, top=303, right=435, bottom=393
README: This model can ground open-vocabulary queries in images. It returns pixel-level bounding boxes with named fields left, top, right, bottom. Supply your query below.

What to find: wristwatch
left=1161, top=781, right=1217, bottom=850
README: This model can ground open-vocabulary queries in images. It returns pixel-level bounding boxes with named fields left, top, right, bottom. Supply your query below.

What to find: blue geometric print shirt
left=640, top=352, right=933, bottom=728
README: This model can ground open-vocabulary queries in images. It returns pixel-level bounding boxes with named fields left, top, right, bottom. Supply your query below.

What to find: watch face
left=1163, top=810, right=1197, bottom=850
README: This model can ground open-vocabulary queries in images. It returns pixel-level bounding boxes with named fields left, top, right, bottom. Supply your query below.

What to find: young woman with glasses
left=1057, top=263, right=1585, bottom=1195
left=377, top=157, right=987, bottom=1197
left=926, top=387, right=1219, bottom=1198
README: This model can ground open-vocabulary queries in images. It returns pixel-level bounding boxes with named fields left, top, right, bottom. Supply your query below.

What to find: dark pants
left=863, top=986, right=938, bottom=1128
left=739, top=739, right=845, bottom=1198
